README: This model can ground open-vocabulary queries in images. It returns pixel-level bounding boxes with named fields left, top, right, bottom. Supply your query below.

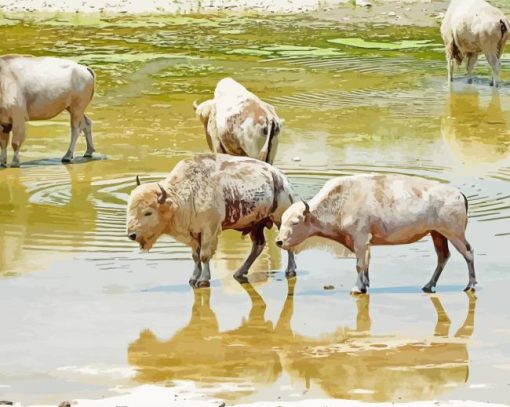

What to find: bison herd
left=5, top=0, right=508, bottom=293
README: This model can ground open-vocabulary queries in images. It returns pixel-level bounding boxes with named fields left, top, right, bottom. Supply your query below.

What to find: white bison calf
left=0, top=55, right=95, bottom=167
left=276, top=174, right=476, bottom=294
left=441, top=0, right=510, bottom=86
left=126, top=154, right=296, bottom=287
left=193, top=78, right=282, bottom=164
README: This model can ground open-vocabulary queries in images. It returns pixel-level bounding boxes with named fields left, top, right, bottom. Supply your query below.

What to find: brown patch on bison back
left=221, top=186, right=258, bottom=228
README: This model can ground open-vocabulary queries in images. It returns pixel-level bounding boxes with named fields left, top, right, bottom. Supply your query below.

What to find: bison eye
left=292, top=220, right=300, bottom=226
left=144, top=211, right=152, bottom=217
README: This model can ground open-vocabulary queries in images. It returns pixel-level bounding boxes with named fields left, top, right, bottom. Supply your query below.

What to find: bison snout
left=275, top=240, right=283, bottom=248
left=128, top=232, right=137, bottom=241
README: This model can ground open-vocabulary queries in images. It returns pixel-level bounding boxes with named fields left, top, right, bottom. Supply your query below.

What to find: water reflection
left=442, top=89, right=510, bottom=173
left=0, top=162, right=98, bottom=274
left=286, top=293, right=476, bottom=402
left=128, top=279, right=476, bottom=402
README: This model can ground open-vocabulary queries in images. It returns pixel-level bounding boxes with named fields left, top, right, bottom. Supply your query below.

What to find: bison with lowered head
left=441, top=0, right=510, bottom=86
left=126, top=154, right=296, bottom=287
left=276, top=174, right=476, bottom=294
left=193, top=78, right=282, bottom=164
left=0, top=55, right=96, bottom=167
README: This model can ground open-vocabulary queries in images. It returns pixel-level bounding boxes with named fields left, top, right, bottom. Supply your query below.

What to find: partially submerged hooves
left=285, top=270, right=297, bottom=278
left=422, top=286, right=435, bottom=294
left=464, top=286, right=476, bottom=292
left=351, top=288, right=367, bottom=295
left=61, top=157, right=72, bottom=164
left=233, top=274, right=249, bottom=285
left=195, top=280, right=210, bottom=288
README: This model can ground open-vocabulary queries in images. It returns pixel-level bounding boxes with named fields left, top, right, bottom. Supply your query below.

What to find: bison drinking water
left=276, top=174, right=476, bottom=294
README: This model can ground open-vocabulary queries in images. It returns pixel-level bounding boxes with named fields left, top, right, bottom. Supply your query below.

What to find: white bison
left=126, top=154, right=296, bottom=287
left=441, top=0, right=510, bottom=86
left=0, top=55, right=96, bottom=167
left=276, top=174, right=476, bottom=294
left=193, top=78, right=282, bottom=164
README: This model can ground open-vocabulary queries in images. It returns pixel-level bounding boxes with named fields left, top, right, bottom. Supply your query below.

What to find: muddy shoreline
left=0, top=0, right=447, bottom=27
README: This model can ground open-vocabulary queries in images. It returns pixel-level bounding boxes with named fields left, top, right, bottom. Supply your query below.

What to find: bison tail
left=192, top=100, right=199, bottom=111
left=258, top=120, right=278, bottom=164
left=501, top=18, right=509, bottom=36
left=461, top=192, right=469, bottom=227
left=86, top=67, right=95, bottom=79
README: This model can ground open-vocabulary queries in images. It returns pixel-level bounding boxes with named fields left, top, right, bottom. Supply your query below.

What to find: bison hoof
left=285, top=269, right=297, bottom=278
left=233, top=274, right=249, bottom=284
left=10, top=162, right=20, bottom=168
left=195, top=280, right=210, bottom=288
left=189, top=279, right=197, bottom=287
left=464, top=286, right=476, bottom=292
left=422, top=286, right=435, bottom=294
left=61, top=157, right=72, bottom=163
left=351, top=287, right=367, bottom=295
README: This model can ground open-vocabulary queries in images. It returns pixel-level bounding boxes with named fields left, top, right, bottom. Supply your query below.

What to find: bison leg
left=447, top=235, right=476, bottom=291
left=352, top=237, right=371, bottom=295
left=189, top=241, right=202, bottom=287
left=285, top=251, right=297, bottom=278
left=81, top=114, right=95, bottom=158
left=196, top=224, right=220, bottom=288
left=233, top=221, right=266, bottom=283
left=11, top=121, right=26, bottom=168
left=486, top=53, right=501, bottom=87
left=423, top=231, right=451, bottom=293
left=0, top=129, right=9, bottom=167
left=62, top=111, right=82, bottom=163
left=447, top=54, right=454, bottom=83
left=466, top=53, right=479, bottom=84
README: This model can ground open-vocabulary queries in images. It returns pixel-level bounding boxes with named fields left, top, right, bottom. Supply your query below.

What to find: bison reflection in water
left=128, top=281, right=476, bottom=402
left=442, top=89, right=510, bottom=173
left=285, top=293, right=476, bottom=402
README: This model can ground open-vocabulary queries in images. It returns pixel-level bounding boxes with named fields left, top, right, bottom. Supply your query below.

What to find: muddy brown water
left=0, top=11, right=510, bottom=405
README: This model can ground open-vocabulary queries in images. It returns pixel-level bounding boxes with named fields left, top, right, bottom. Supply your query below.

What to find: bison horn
left=302, top=200, right=310, bottom=215
left=157, top=183, right=167, bottom=205
left=136, top=175, right=141, bottom=186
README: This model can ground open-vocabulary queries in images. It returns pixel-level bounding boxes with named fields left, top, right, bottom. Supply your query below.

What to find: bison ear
left=157, top=183, right=167, bottom=205
left=136, top=175, right=141, bottom=186
left=302, top=200, right=310, bottom=216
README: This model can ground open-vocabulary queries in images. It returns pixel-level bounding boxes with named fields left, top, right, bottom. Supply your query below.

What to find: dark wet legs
left=285, top=251, right=297, bottom=278
left=423, top=232, right=451, bottom=293
left=0, top=131, right=9, bottom=167
left=234, top=222, right=266, bottom=283
left=352, top=238, right=370, bottom=294
left=189, top=244, right=202, bottom=287
left=448, top=235, right=476, bottom=291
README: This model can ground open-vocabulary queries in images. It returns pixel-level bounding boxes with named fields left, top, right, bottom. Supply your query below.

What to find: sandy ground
left=0, top=0, right=436, bottom=14
left=15, top=385, right=510, bottom=407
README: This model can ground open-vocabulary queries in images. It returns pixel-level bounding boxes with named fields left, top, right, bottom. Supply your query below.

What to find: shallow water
left=0, top=10, right=510, bottom=405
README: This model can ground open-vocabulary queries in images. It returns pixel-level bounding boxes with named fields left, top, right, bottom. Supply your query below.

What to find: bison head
left=276, top=201, right=314, bottom=250
left=126, top=181, right=174, bottom=252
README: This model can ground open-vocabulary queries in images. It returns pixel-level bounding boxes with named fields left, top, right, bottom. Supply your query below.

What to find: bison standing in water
left=193, top=78, right=282, bottom=164
left=276, top=174, right=475, bottom=294
left=441, top=0, right=510, bottom=86
left=0, top=55, right=96, bottom=167
left=126, top=154, right=296, bottom=287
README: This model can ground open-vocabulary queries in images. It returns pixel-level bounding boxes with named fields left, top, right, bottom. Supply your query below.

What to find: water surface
left=0, top=11, right=510, bottom=405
